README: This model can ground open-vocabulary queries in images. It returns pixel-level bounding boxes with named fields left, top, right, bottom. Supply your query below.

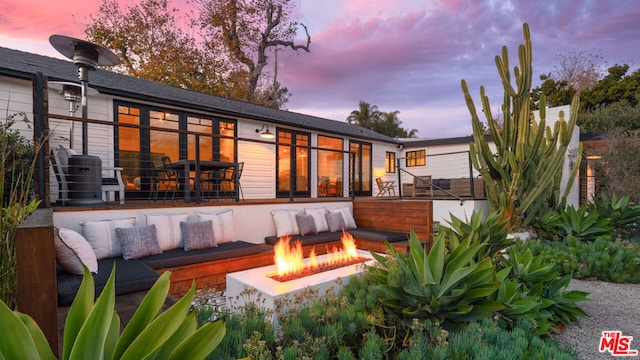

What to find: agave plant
left=535, top=205, right=612, bottom=242
left=0, top=265, right=225, bottom=359
left=587, top=193, right=640, bottom=237
left=497, top=247, right=589, bottom=332
left=440, top=211, right=513, bottom=260
left=368, top=229, right=503, bottom=331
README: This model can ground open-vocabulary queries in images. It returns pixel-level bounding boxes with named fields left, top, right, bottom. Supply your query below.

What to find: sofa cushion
left=54, top=227, right=98, bottom=275
left=142, top=241, right=264, bottom=269
left=271, top=210, right=300, bottom=237
left=146, top=213, right=188, bottom=250
left=57, top=257, right=159, bottom=306
left=325, top=212, right=346, bottom=232
left=81, top=217, right=137, bottom=259
left=181, top=220, right=216, bottom=251
left=305, top=207, right=329, bottom=232
left=295, top=213, right=317, bottom=236
left=330, top=206, right=357, bottom=229
left=116, top=225, right=163, bottom=260
left=197, top=209, right=234, bottom=244
left=347, top=228, right=408, bottom=243
left=265, top=231, right=343, bottom=246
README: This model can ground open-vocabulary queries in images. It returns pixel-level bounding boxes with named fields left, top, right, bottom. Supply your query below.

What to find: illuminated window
left=406, top=150, right=426, bottom=167
left=385, top=151, right=396, bottom=173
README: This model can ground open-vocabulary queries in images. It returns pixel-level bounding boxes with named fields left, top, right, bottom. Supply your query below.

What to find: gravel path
left=553, top=279, right=640, bottom=359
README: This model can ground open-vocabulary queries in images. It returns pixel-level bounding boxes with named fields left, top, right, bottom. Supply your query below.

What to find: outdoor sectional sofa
left=264, top=206, right=409, bottom=250
left=54, top=210, right=267, bottom=306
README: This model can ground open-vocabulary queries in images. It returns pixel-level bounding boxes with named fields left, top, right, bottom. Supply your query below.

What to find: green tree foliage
left=580, top=65, right=640, bottom=111
left=530, top=73, right=576, bottom=111
left=347, top=101, right=418, bottom=138
left=84, top=0, right=307, bottom=109
left=195, top=0, right=310, bottom=105
left=579, top=96, right=640, bottom=133
left=84, top=0, right=226, bottom=95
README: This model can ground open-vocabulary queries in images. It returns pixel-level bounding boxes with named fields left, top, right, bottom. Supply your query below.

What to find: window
left=385, top=151, right=396, bottom=173
left=318, top=135, right=344, bottom=197
left=406, top=150, right=426, bottom=167
left=277, top=129, right=310, bottom=197
left=114, top=101, right=237, bottom=199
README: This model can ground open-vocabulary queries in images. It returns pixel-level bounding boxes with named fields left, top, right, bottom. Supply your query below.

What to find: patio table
left=160, top=159, right=237, bottom=203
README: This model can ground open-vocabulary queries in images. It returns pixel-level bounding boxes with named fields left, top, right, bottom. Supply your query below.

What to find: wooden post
left=16, top=209, right=57, bottom=355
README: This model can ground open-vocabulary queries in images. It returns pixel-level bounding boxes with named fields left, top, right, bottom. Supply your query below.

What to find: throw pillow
left=271, top=210, right=300, bottom=237
left=197, top=209, right=234, bottom=244
left=54, top=227, right=98, bottom=274
left=296, top=213, right=317, bottom=236
left=116, top=225, right=163, bottom=260
left=81, top=217, right=136, bottom=259
left=305, top=207, right=329, bottom=233
left=181, top=220, right=216, bottom=251
left=330, top=206, right=358, bottom=229
left=146, top=213, right=189, bottom=251
left=325, top=212, right=346, bottom=232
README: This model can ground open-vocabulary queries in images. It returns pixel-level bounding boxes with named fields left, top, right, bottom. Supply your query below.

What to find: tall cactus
left=461, top=23, right=582, bottom=230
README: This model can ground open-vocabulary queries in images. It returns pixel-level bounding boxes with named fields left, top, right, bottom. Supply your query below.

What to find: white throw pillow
left=81, top=217, right=136, bottom=259
left=271, top=210, right=300, bottom=237
left=197, top=209, right=234, bottom=244
left=54, top=227, right=98, bottom=274
left=330, top=206, right=357, bottom=229
left=146, top=213, right=189, bottom=251
left=305, top=207, right=329, bottom=233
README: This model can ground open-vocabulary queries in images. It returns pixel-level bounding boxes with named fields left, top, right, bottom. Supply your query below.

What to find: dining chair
left=220, top=162, right=244, bottom=201
left=200, top=168, right=225, bottom=201
left=158, top=156, right=179, bottom=201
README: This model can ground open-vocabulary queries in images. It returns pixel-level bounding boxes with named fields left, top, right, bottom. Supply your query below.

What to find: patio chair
left=156, top=155, right=179, bottom=201
left=50, top=145, right=125, bottom=205
left=375, top=177, right=395, bottom=197
left=220, top=162, right=244, bottom=201
left=200, top=168, right=225, bottom=201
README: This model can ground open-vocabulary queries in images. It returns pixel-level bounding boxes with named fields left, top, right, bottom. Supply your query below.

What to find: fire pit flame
left=273, top=230, right=360, bottom=279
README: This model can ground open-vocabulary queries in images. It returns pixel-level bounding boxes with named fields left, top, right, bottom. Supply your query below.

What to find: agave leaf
left=0, top=300, right=42, bottom=360
left=104, top=312, right=120, bottom=360
left=501, top=299, right=540, bottom=315
left=63, top=265, right=96, bottom=360
left=169, top=318, right=226, bottom=360
left=120, top=283, right=196, bottom=360
left=437, top=265, right=478, bottom=298
left=16, top=312, right=57, bottom=360
left=69, top=266, right=116, bottom=360
left=114, top=272, right=172, bottom=359
left=154, top=312, right=198, bottom=360
left=426, top=232, right=444, bottom=284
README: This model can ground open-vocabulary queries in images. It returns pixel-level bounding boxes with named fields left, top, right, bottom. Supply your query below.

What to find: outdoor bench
left=56, top=240, right=265, bottom=306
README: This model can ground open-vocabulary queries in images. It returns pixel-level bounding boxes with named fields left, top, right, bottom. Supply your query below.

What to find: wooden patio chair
left=375, top=177, right=395, bottom=197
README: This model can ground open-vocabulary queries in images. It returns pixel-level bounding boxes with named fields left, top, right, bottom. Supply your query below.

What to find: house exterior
left=0, top=46, right=402, bottom=204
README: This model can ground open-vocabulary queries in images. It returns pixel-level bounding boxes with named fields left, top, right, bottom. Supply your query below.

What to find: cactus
left=461, top=23, right=582, bottom=230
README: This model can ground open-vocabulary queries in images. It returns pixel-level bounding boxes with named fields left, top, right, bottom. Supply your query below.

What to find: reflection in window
left=277, top=129, right=310, bottom=197
left=318, top=135, right=343, bottom=197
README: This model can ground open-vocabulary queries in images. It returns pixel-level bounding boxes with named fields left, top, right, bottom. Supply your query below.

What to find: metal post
left=79, top=67, right=89, bottom=155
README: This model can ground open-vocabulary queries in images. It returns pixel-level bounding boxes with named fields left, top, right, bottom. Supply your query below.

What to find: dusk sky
left=1, top=0, right=639, bottom=138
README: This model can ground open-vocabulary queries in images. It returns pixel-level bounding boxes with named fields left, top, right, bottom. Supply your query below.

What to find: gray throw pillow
left=181, top=220, right=216, bottom=251
left=116, top=225, right=163, bottom=260
left=296, top=213, right=317, bottom=236
left=325, top=212, right=346, bottom=233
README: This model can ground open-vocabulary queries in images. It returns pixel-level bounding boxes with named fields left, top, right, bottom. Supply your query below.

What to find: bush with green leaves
left=587, top=193, right=640, bottom=237
left=534, top=205, right=612, bottom=242
left=440, top=211, right=513, bottom=260
left=1, top=118, right=41, bottom=309
left=396, top=318, right=577, bottom=360
left=368, top=230, right=503, bottom=331
left=512, top=237, right=640, bottom=283
left=0, top=266, right=225, bottom=359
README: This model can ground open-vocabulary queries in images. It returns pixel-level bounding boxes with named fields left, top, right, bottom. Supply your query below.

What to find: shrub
left=513, top=237, right=640, bottom=283
left=0, top=266, right=225, bottom=359
left=534, top=205, right=612, bottom=242
left=368, top=230, right=502, bottom=332
left=587, top=193, right=640, bottom=237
